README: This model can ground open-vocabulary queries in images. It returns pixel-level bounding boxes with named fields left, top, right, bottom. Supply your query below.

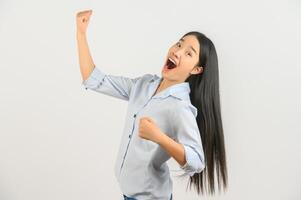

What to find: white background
left=0, top=0, right=300, bottom=199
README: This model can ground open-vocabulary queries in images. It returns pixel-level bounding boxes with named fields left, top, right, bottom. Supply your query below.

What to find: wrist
left=156, top=131, right=168, bottom=145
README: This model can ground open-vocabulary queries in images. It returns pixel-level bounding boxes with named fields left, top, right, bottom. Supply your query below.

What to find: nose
left=172, top=51, right=180, bottom=60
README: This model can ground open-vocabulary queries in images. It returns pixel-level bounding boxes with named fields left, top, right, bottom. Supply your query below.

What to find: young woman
left=76, top=10, right=228, bottom=200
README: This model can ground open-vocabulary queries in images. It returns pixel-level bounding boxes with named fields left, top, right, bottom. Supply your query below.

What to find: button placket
left=119, top=98, right=154, bottom=176
left=119, top=112, right=138, bottom=175
left=129, top=114, right=137, bottom=138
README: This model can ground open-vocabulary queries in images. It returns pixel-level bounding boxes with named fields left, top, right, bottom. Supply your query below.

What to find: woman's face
left=161, top=35, right=203, bottom=82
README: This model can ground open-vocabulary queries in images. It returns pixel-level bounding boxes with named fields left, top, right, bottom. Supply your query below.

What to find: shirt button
left=133, top=114, right=137, bottom=118
left=128, top=134, right=131, bottom=138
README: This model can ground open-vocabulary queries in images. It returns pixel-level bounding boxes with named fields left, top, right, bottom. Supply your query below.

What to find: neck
left=155, top=78, right=182, bottom=94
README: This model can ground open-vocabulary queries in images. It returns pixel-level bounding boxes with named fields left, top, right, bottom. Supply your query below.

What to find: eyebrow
left=179, top=38, right=197, bottom=55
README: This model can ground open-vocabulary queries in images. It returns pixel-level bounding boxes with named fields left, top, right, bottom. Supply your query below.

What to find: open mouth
left=165, top=58, right=177, bottom=69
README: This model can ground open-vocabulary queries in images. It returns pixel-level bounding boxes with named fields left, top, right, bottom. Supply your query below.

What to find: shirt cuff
left=180, top=144, right=205, bottom=177
left=82, top=66, right=106, bottom=90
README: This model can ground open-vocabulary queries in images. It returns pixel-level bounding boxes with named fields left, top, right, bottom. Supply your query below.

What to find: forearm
left=76, top=31, right=95, bottom=81
left=157, top=132, right=186, bottom=167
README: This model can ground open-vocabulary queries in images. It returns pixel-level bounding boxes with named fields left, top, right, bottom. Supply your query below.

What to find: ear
left=190, top=66, right=203, bottom=75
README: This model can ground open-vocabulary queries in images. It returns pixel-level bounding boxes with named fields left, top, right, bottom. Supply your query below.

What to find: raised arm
left=76, top=9, right=95, bottom=81
left=75, top=10, right=144, bottom=101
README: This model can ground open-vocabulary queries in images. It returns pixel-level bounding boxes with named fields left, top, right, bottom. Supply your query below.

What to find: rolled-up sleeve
left=82, top=66, right=142, bottom=101
left=170, top=102, right=205, bottom=177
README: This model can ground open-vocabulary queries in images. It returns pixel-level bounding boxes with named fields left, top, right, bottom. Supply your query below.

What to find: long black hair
left=180, top=31, right=228, bottom=195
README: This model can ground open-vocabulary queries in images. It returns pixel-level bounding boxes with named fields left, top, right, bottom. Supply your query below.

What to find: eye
left=186, top=51, right=192, bottom=57
left=176, top=42, right=181, bottom=47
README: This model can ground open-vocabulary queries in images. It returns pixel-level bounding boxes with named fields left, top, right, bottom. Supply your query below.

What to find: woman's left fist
left=138, top=117, right=162, bottom=143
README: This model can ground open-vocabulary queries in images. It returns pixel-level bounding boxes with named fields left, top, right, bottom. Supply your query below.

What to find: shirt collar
left=149, top=74, right=191, bottom=100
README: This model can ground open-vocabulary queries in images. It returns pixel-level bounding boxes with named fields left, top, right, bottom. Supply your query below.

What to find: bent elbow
left=180, top=145, right=205, bottom=176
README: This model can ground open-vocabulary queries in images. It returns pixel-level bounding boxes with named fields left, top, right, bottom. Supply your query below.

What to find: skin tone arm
left=76, top=9, right=95, bottom=81
left=139, top=117, right=187, bottom=167
left=157, top=131, right=186, bottom=166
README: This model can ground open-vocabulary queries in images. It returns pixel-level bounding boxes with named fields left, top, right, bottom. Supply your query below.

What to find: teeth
left=168, top=57, right=177, bottom=66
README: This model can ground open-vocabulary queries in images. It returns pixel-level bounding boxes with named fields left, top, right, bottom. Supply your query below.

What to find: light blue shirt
left=82, top=66, right=205, bottom=200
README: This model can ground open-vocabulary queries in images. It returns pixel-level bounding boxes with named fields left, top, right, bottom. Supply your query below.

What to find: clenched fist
left=138, top=117, right=163, bottom=144
left=76, top=9, right=93, bottom=34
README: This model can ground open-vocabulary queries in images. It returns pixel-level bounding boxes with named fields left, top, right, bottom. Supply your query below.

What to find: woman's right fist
left=76, top=9, right=93, bottom=34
